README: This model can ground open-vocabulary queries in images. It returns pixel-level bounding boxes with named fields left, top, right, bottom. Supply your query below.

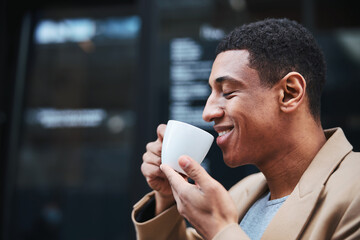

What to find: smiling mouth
left=218, top=129, right=232, bottom=137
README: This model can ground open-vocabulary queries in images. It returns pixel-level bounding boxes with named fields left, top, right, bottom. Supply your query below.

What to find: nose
left=202, top=93, right=224, bottom=122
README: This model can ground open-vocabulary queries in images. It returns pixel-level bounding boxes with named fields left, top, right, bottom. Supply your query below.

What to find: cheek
left=248, top=94, right=278, bottom=126
left=227, top=99, right=256, bottom=129
left=226, top=98, right=246, bottom=118
left=230, top=100, right=273, bottom=143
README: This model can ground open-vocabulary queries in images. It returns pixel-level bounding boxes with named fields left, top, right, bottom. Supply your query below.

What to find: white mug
left=161, top=120, right=214, bottom=175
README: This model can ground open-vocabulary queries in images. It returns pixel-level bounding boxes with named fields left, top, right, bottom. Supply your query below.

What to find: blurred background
left=0, top=0, right=359, bottom=239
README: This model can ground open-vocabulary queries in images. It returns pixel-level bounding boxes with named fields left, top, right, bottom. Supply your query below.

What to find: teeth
left=218, top=130, right=230, bottom=137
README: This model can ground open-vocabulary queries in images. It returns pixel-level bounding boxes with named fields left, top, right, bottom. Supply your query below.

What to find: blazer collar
left=262, top=128, right=353, bottom=239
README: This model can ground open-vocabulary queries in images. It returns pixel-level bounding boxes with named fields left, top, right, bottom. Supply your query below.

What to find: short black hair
left=216, top=18, right=326, bottom=120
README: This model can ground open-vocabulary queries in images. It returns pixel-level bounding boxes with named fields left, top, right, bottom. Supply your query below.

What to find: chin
left=223, top=156, right=240, bottom=168
left=223, top=153, right=249, bottom=168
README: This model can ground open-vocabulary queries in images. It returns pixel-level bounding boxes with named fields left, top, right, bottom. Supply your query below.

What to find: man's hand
left=141, top=124, right=175, bottom=215
left=160, top=155, right=238, bottom=240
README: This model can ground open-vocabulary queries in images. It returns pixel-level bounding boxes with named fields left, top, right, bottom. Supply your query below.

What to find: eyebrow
left=208, top=75, right=243, bottom=89
left=215, top=76, right=240, bottom=84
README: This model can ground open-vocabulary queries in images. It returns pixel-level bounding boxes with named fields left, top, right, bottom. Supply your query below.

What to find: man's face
left=203, top=50, right=280, bottom=167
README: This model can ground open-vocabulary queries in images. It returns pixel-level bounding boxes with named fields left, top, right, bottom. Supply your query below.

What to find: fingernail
left=179, top=156, right=190, bottom=169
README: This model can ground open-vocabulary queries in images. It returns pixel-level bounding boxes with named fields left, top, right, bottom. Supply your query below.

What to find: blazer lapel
left=230, top=173, right=269, bottom=220
left=262, top=183, right=324, bottom=239
left=262, top=128, right=353, bottom=239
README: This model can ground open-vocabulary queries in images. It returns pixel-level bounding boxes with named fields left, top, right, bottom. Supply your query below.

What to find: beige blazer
left=132, top=128, right=360, bottom=239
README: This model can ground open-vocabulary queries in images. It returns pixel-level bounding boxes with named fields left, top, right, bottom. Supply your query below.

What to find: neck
left=256, top=121, right=326, bottom=200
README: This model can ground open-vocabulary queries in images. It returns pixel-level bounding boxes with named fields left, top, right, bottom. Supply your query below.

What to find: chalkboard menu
left=169, top=37, right=217, bottom=129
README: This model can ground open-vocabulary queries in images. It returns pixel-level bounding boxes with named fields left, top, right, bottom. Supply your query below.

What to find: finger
left=145, top=141, right=162, bottom=157
left=169, top=184, right=181, bottom=208
left=178, top=155, right=212, bottom=187
left=141, top=162, right=166, bottom=179
left=143, top=151, right=161, bottom=165
left=157, top=124, right=167, bottom=141
left=160, top=164, right=188, bottom=193
left=160, top=165, right=185, bottom=208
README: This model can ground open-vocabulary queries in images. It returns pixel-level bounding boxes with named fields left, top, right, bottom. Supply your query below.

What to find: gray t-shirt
left=239, top=192, right=288, bottom=240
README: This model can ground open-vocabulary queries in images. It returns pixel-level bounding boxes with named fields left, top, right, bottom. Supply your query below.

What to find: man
left=132, top=18, right=360, bottom=239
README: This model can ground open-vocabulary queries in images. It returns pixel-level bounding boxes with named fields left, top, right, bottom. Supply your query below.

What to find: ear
left=278, top=72, right=306, bottom=113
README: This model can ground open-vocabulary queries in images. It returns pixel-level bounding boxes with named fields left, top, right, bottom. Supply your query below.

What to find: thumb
left=178, top=156, right=209, bottom=186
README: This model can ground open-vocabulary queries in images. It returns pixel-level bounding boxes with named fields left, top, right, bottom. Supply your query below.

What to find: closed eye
left=222, top=91, right=236, bottom=99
